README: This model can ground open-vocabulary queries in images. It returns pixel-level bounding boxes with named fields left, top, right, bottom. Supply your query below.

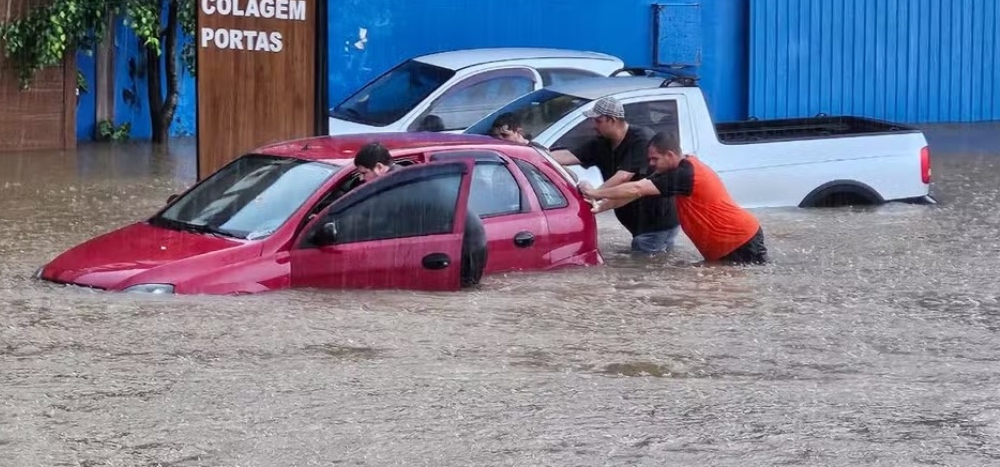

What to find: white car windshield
left=151, top=155, right=340, bottom=240
left=465, top=89, right=591, bottom=141
left=329, top=59, right=456, bottom=127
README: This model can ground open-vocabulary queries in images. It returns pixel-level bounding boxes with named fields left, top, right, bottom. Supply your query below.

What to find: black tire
left=799, top=181, right=884, bottom=208
left=460, top=211, right=488, bottom=288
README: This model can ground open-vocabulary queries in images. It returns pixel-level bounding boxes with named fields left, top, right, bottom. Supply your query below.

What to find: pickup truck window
left=465, top=89, right=591, bottom=141
left=552, top=99, right=682, bottom=151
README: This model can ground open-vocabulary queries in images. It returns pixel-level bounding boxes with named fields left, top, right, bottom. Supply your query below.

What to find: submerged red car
left=36, top=133, right=603, bottom=294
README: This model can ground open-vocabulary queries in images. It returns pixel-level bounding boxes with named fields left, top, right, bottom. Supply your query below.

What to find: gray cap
left=583, top=96, right=625, bottom=119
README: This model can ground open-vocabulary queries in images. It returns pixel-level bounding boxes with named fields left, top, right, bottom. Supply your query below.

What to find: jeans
left=630, top=226, right=681, bottom=254
left=719, top=227, right=769, bottom=264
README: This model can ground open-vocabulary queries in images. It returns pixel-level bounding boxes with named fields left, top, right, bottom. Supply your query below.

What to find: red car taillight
left=920, top=146, right=931, bottom=184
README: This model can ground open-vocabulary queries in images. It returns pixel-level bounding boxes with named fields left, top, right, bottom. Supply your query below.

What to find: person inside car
left=416, top=114, right=446, bottom=132
left=353, top=142, right=402, bottom=182
left=488, top=112, right=539, bottom=147
left=547, top=97, right=681, bottom=254
left=580, top=131, right=769, bottom=265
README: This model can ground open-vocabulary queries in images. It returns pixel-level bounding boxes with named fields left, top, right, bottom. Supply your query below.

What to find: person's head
left=353, top=141, right=393, bottom=182
left=417, top=114, right=445, bottom=132
left=647, top=131, right=684, bottom=173
left=488, top=112, right=529, bottom=144
left=582, top=97, right=628, bottom=140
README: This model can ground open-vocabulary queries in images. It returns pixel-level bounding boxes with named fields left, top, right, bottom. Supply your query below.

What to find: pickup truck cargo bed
left=715, top=116, right=920, bottom=145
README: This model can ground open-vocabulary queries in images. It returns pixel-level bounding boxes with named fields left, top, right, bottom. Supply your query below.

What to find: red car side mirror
left=313, top=221, right=339, bottom=245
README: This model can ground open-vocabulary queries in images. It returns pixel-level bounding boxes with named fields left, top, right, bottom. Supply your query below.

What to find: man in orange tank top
left=580, top=131, right=768, bottom=264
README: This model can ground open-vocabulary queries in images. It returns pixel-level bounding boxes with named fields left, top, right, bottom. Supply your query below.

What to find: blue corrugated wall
left=749, top=0, right=1000, bottom=123
left=327, top=0, right=749, bottom=123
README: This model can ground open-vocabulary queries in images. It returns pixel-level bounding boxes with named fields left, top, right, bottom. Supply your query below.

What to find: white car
left=327, top=48, right=625, bottom=136
left=464, top=70, right=936, bottom=209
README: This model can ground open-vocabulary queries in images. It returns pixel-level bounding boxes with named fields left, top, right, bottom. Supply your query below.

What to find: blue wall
left=77, top=0, right=749, bottom=141
left=749, top=0, right=1000, bottom=123
left=76, top=15, right=197, bottom=142
left=326, top=0, right=750, bottom=123
left=76, top=48, right=97, bottom=141
left=77, top=0, right=750, bottom=141
left=74, top=0, right=1000, bottom=141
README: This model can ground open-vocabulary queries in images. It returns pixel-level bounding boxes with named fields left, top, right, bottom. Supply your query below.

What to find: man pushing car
left=579, top=131, right=769, bottom=265
left=490, top=101, right=682, bottom=255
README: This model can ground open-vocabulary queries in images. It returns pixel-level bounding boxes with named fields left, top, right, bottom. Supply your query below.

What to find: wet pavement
left=2, top=125, right=1000, bottom=466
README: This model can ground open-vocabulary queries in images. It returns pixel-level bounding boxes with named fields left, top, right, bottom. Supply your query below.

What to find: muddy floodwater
left=2, top=126, right=1000, bottom=466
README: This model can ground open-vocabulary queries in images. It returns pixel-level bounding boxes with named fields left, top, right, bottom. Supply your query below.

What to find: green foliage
left=96, top=118, right=131, bottom=141
left=0, top=0, right=110, bottom=89
left=177, top=0, right=195, bottom=76
left=76, top=68, right=87, bottom=93
left=0, top=0, right=196, bottom=90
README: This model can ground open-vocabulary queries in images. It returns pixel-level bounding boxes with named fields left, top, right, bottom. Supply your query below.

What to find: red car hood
left=44, top=221, right=253, bottom=290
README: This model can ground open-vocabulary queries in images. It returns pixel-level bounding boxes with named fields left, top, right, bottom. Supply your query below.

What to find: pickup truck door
left=289, top=160, right=475, bottom=291
left=407, top=66, right=544, bottom=132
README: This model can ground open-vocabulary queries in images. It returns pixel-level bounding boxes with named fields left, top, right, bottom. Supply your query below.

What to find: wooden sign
left=195, top=0, right=327, bottom=179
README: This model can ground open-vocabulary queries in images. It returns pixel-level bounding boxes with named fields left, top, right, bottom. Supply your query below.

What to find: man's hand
left=577, top=181, right=595, bottom=199
left=591, top=199, right=614, bottom=214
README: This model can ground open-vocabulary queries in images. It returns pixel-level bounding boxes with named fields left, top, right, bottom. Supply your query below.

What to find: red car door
left=427, top=149, right=551, bottom=273
left=289, top=160, right=474, bottom=292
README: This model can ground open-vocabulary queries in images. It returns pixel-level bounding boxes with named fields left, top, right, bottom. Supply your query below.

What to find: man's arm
left=591, top=196, right=633, bottom=214
left=583, top=160, right=695, bottom=201
left=583, top=179, right=662, bottom=202
left=551, top=139, right=600, bottom=168
left=598, top=170, right=635, bottom=189
left=549, top=149, right=581, bottom=166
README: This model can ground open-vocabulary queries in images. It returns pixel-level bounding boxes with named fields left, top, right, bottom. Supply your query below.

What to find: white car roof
left=413, top=47, right=623, bottom=70
left=542, top=76, right=675, bottom=100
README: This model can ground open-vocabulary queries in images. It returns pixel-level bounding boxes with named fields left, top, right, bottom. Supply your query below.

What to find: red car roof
left=252, top=132, right=512, bottom=162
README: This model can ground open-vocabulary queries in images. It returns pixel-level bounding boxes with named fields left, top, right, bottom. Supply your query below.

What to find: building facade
left=67, top=0, right=1000, bottom=144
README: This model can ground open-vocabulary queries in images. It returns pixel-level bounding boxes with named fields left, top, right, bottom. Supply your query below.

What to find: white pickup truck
left=464, top=68, right=936, bottom=209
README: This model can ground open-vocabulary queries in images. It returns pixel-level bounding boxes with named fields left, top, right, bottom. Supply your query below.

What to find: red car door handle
left=513, top=231, right=534, bottom=248
left=422, top=253, right=451, bottom=270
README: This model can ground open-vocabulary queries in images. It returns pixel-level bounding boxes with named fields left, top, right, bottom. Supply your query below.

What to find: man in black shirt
left=549, top=97, right=680, bottom=253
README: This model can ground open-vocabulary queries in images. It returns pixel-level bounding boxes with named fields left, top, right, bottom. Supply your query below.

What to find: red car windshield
left=152, top=155, right=340, bottom=240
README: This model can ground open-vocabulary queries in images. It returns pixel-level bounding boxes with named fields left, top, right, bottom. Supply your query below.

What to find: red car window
left=514, top=159, right=568, bottom=210
left=323, top=174, right=463, bottom=244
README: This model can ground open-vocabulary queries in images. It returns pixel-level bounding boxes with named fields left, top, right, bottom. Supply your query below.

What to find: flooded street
left=2, top=126, right=1000, bottom=466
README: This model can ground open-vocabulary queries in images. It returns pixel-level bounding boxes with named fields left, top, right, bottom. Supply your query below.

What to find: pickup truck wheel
left=460, top=211, right=488, bottom=288
left=799, top=181, right=884, bottom=208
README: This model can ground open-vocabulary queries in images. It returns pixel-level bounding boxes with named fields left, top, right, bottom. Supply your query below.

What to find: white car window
left=538, top=68, right=603, bottom=86
left=416, top=69, right=538, bottom=131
